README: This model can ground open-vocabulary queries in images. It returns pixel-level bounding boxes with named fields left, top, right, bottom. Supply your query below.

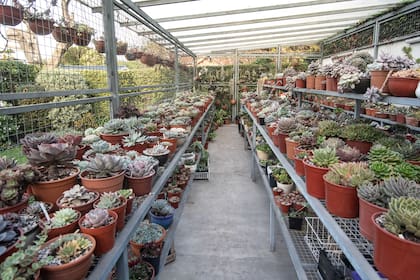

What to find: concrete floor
left=159, top=124, right=297, bottom=280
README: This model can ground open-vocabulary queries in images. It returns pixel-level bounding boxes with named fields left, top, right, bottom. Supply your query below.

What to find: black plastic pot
left=269, top=174, right=277, bottom=188
left=259, top=117, right=265, bottom=125
left=354, top=78, right=370, bottom=94
left=143, top=256, right=160, bottom=275
left=288, top=216, right=304, bottom=230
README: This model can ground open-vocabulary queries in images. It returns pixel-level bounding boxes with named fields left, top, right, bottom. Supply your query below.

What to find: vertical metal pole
left=233, top=49, right=239, bottom=122
left=102, top=0, right=119, bottom=118
left=373, top=20, right=380, bottom=59
left=355, top=99, right=362, bottom=120
left=175, top=47, right=179, bottom=92
left=297, top=92, right=303, bottom=107
left=320, top=42, right=324, bottom=64
left=276, top=45, right=282, bottom=73
left=193, top=56, right=197, bottom=93
left=116, top=248, right=129, bottom=280
left=269, top=203, right=276, bottom=251
left=251, top=122, right=257, bottom=182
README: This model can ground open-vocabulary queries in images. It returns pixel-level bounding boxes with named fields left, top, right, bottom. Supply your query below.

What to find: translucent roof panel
left=118, top=0, right=405, bottom=55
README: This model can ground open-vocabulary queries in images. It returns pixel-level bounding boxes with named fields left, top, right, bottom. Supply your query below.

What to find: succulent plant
left=272, top=168, right=293, bottom=184
left=102, top=118, right=129, bottom=135
left=20, top=133, right=58, bottom=156
left=0, top=157, right=17, bottom=170
left=364, top=86, right=383, bottom=102
left=84, top=154, right=125, bottom=179
left=150, top=199, right=174, bottom=217
left=117, top=104, right=141, bottom=119
left=375, top=136, right=418, bottom=160
left=122, top=131, right=148, bottom=147
left=123, top=117, right=144, bottom=131
left=320, top=137, right=345, bottom=150
left=58, top=184, right=98, bottom=207
left=86, top=140, right=120, bottom=157
left=336, top=145, right=363, bottom=162
left=311, top=147, right=339, bottom=168
left=145, top=144, right=169, bottom=156
left=117, top=189, right=133, bottom=199
left=0, top=163, right=39, bottom=207
left=45, top=233, right=92, bottom=265
left=95, top=192, right=123, bottom=209
left=81, top=208, right=113, bottom=228
left=306, top=61, right=320, bottom=75
left=324, top=162, right=375, bottom=187
left=26, top=143, right=77, bottom=180
left=394, top=162, right=420, bottom=182
left=170, top=117, right=191, bottom=126
left=317, top=120, right=341, bottom=138
left=370, top=162, right=393, bottom=180
left=0, top=215, right=19, bottom=256
left=274, top=118, right=297, bottom=134
left=58, top=135, right=83, bottom=147
left=368, top=144, right=404, bottom=166
left=45, top=208, right=79, bottom=229
left=125, top=157, right=156, bottom=178
left=341, top=123, right=384, bottom=143
left=384, top=197, right=420, bottom=238
left=21, top=201, right=53, bottom=217
left=131, top=221, right=164, bottom=244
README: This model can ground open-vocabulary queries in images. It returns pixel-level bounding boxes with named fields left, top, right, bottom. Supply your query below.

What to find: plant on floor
left=95, top=192, right=124, bottom=209
left=81, top=208, right=114, bottom=228
left=324, top=162, right=375, bottom=187
left=311, top=147, right=339, bottom=168
left=44, top=208, right=79, bottom=229
left=383, top=197, right=420, bottom=240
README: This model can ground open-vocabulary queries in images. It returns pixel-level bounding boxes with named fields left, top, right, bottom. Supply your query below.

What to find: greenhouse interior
left=0, top=0, right=420, bottom=279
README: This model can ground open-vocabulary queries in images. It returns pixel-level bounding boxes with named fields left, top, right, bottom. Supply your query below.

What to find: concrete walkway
left=159, top=124, right=297, bottom=280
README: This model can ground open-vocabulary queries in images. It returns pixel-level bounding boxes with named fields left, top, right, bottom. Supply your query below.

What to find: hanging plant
left=0, top=1, right=24, bottom=26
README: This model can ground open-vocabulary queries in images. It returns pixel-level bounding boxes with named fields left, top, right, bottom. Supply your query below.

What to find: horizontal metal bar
left=0, top=88, right=109, bottom=101
left=87, top=99, right=214, bottom=280
left=154, top=0, right=350, bottom=23
left=154, top=4, right=395, bottom=33
left=92, top=0, right=198, bottom=12
left=243, top=105, right=383, bottom=280
left=0, top=96, right=111, bottom=115
left=119, top=87, right=177, bottom=98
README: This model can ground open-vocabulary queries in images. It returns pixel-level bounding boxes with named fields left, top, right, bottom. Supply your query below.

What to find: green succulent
left=325, top=162, right=375, bottom=188
left=117, top=189, right=133, bottom=199
left=370, top=161, right=393, bottom=180
left=89, top=140, right=120, bottom=154
left=317, top=120, right=341, bottom=138
left=376, top=136, right=419, bottom=161
left=384, top=197, right=420, bottom=238
left=320, top=137, right=345, bottom=150
left=368, top=144, right=404, bottom=166
left=311, top=147, right=339, bottom=168
left=150, top=199, right=174, bottom=217
left=394, top=162, right=420, bottom=182
left=95, top=192, right=123, bottom=209
left=256, top=143, right=272, bottom=153
left=122, top=131, right=148, bottom=147
left=341, top=123, right=384, bottom=142
left=272, top=167, right=292, bottom=184
left=56, top=234, right=92, bottom=264
left=85, top=154, right=125, bottom=179
left=47, top=208, right=79, bottom=229
left=131, top=221, right=164, bottom=244
left=102, top=119, right=129, bottom=135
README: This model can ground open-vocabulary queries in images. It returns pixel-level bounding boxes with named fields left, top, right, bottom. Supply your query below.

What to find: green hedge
left=0, top=60, right=39, bottom=93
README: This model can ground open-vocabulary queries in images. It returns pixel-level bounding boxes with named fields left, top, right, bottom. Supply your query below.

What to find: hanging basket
left=73, top=31, right=92, bottom=46
left=27, top=18, right=55, bottom=35
left=0, top=5, right=23, bottom=26
left=52, top=26, right=76, bottom=44
left=140, top=54, right=157, bottom=67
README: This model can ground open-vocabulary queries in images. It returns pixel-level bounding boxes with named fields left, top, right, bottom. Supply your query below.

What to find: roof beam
left=93, top=0, right=198, bottom=13
left=177, top=26, right=344, bottom=45
left=185, top=31, right=336, bottom=48
left=130, top=3, right=397, bottom=31
left=154, top=0, right=350, bottom=22
left=173, top=21, right=353, bottom=39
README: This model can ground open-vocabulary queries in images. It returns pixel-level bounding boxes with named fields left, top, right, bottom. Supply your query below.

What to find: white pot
left=256, top=150, right=269, bottom=161
left=276, top=181, right=294, bottom=194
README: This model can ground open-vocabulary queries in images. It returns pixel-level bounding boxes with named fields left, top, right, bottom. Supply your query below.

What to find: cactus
left=320, top=137, right=345, bottom=150
left=85, top=154, right=125, bottom=179
left=337, top=145, right=363, bottom=162
left=384, top=197, right=420, bottom=238
left=81, top=208, right=112, bottom=228
left=47, top=208, right=79, bottom=229
left=311, top=147, right=339, bottom=168
left=150, top=199, right=174, bottom=217
left=96, top=192, right=123, bottom=209
left=368, top=144, right=404, bottom=166
left=325, top=162, right=375, bottom=187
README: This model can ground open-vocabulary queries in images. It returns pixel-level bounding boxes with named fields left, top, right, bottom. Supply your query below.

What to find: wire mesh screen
left=378, top=8, right=420, bottom=43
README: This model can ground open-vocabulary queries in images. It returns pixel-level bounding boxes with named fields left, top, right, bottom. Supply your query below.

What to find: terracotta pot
left=405, top=116, right=419, bottom=127
left=295, top=79, right=306, bottom=88
left=81, top=171, right=125, bottom=193
left=388, top=113, right=397, bottom=121
left=285, top=138, right=298, bottom=160
left=147, top=131, right=163, bottom=138
left=272, top=133, right=281, bottom=147
left=167, top=190, right=182, bottom=199
left=40, top=233, right=96, bottom=280
left=279, top=202, right=291, bottom=214
left=343, top=105, right=353, bottom=111
left=73, top=31, right=92, bottom=46
left=161, top=139, right=177, bottom=154
left=169, top=197, right=180, bottom=209
left=326, top=76, right=338, bottom=92
left=125, top=195, right=134, bottom=216
left=407, top=160, right=420, bottom=166
left=0, top=5, right=23, bottom=26
left=79, top=210, right=117, bottom=255
left=276, top=132, right=288, bottom=154
left=52, top=26, right=76, bottom=44
left=94, top=197, right=126, bottom=232
left=395, top=113, right=406, bottom=124
left=56, top=192, right=99, bottom=216
left=370, top=70, right=391, bottom=93
left=100, top=132, right=128, bottom=145
left=129, top=225, right=166, bottom=257
left=76, top=145, right=89, bottom=160
left=140, top=54, right=157, bottom=67
left=388, top=77, right=419, bottom=97
left=40, top=210, right=81, bottom=240
left=324, top=176, right=358, bottom=218
left=0, top=228, right=22, bottom=263
left=31, top=169, right=80, bottom=204
left=345, top=140, right=372, bottom=154
left=314, top=75, right=326, bottom=90
left=294, top=157, right=305, bottom=177
left=364, top=107, right=377, bottom=117
left=0, top=193, right=29, bottom=214
left=123, top=142, right=148, bottom=154
left=375, top=112, right=388, bottom=119
left=266, top=125, right=276, bottom=138
left=358, top=197, right=386, bottom=242
left=126, top=170, right=155, bottom=196
left=306, top=75, right=315, bottom=89
left=303, top=159, right=328, bottom=199
left=372, top=212, right=420, bottom=280
left=28, top=18, right=55, bottom=35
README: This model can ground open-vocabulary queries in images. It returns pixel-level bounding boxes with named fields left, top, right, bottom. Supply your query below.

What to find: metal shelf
left=87, top=99, right=215, bottom=280
left=243, top=106, right=382, bottom=280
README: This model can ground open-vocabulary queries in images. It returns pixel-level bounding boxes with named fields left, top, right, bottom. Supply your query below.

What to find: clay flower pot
left=315, top=75, right=326, bottom=90
left=27, top=18, right=55, bottom=35
left=324, top=176, right=358, bottom=218
left=0, top=193, right=29, bottom=214
left=73, top=31, right=92, bottom=46
left=100, top=132, right=128, bottom=145
left=306, top=75, right=315, bottom=89
left=345, top=140, right=372, bottom=154
left=94, top=197, right=127, bottom=232
left=80, top=171, right=125, bottom=193
left=56, top=192, right=99, bottom=216
left=326, top=76, right=338, bottom=92
left=39, top=210, right=81, bottom=240
left=370, top=70, right=391, bottom=93
left=303, top=159, right=329, bottom=199
left=358, top=197, right=386, bottom=242
left=125, top=170, right=156, bottom=196
left=276, top=132, right=288, bottom=154
left=285, top=138, right=298, bottom=160
left=123, top=142, right=148, bottom=154
left=388, top=77, right=419, bottom=97
left=79, top=210, right=117, bottom=255
left=295, top=79, right=306, bottom=88
left=294, top=157, right=305, bottom=177
left=52, top=26, right=76, bottom=44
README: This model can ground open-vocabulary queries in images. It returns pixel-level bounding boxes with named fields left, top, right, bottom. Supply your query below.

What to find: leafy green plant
left=117, top=189, right=133, bottom=200
left=45, top=208, right=79, bottom=229
left=83, top=154, right=124, bottom=179
left=341, top=124, right=384, bottom=142
left=256, top=143, right=272, bottom=153
left=325, top=162, right=375, bottom=187
left=336, top=145, right=363, bottom=162
left=383, top=197, right=420, bottom=239
left=95, top=192, right=123, bottom=209
left=272, top=168, right=292, bottom=184
left=311, top=147, right=339, bottom=168
left=317, top=120, right=341, bottom=138
left=368, top=144, right=404, bottom=166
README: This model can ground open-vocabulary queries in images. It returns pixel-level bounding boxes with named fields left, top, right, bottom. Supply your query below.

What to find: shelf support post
left=297, top=91, right=303, bottom=107
left=373, top=20, right=380, bottom=59
left=251, top=122, right=257, bottom=182
left=276, top=45, right=281, bottom=73
left=175, top=46, right=179, bottom=92
left=193, top=56, right=197, bottom=93
left=354, top=99, right=362, bottom=119
left=103, top=0, right=119, bottom=118
left=233, top=49, right=239, bottom=122
left=269, top=203, right=276, bottom=251
left=116, top=248, right=129, bottom=280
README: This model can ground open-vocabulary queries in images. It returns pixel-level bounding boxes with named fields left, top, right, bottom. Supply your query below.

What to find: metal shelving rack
left=243, top=105, right=382, bottom=280
left=87, top=100, right=214, bottom=280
